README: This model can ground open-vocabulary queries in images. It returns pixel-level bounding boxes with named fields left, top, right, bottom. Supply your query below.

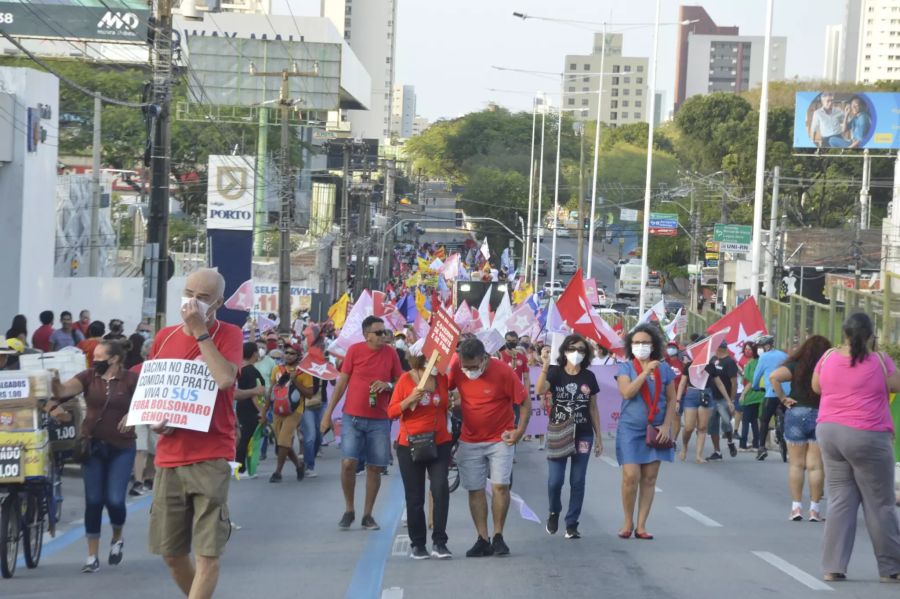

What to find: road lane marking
left=752, top=551, right=833, bottom=591
left=676, top=506, right=723, bottom=527
left=600, top=456, right=618, bottom=467
left=381, top=589, right=404, bottom=599
left=391, top=535, right=410, bottom=556
left=345, top=475, right=405, bottom=599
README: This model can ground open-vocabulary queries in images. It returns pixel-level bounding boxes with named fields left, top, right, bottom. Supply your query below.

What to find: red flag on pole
left=705, top=297, right=768, bottom=358
left=556, top=269, right=623, bottom=352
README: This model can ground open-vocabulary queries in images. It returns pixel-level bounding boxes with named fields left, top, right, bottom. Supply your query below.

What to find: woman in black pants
left=388, top=345, right=453, bottom=560
left=235, top=341, right=267, bottom=475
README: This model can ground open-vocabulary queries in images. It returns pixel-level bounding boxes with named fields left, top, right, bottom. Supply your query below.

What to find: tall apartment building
left=824, top=24, right=844, bottom=81
left=830, top=0, right=900, bottom=84
left=674, top=5, right=786, bottom=111
left=390, top=84, right=416, bottom=139
left=321, top=0, right=397, bottom=140
left=562, top=33, right=650, bottom=127
left=412, top=116, right=430, bottom=136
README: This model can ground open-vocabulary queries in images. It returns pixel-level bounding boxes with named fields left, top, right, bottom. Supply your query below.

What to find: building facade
left=824, top=24, right=843, bottom=82
left=322, top=0, right=397, bottom=140
left=390, top=84, right=416, bottom=138
left=855, top=0, right=900, bottom=83
left=674, top=6, right=739, bottom=112
left=562, top=32, right=650, bottom=126
left=412, top=116, right=430, bottom=136
left=683, top=33, right=786, bottom=101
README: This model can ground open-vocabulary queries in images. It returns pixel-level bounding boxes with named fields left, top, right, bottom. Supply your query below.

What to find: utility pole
left=764, top=167, right=780, bottom=297
left=689, top=183, right=699, bottom=313
left=717, top=179, right=729, bottom=312
left=854, top=199, right=863, bottom=290
left=576, top=122, right=586, bottom=272
left=860, top=148, right=872, bottom=230
left=89, top=96, right=102, bottom=276
left=145, top=0, right=174, bottom=331
left=253, top=107, right=268, bottom=255
left=251, top=62, right=319, bottom=333
left=337, top=142, right=351, bottom=296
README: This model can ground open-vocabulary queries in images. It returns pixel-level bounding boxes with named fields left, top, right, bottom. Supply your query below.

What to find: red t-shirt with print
left=448, top=358, right=526, bottom=443
left=149, top=321, right=243, bottom=468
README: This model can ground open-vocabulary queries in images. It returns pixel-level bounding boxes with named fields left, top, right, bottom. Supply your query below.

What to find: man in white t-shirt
left=810, top=93, right=848, bottom=148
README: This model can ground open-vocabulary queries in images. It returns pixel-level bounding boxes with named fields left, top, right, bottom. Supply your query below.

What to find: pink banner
left=524, top=365, right=621, bottom=436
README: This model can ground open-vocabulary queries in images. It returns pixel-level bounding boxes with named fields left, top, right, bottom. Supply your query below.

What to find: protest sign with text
left=126, top=359, right=219, bottom=432
left=422, top=305, right=461, bottom=377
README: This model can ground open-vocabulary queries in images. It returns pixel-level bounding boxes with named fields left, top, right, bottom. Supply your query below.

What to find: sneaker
left=790, top=508, right=803, bottom=521
left=546, top=512, right=559, bottom=535
left=756, top=448, right=768, bottom=461
left=128, top=481, right=144, bottom=497
left=269, top=472, right=282, bottom=483
left=707, top=452, right=723, bottom=461
left=491, top=533, right=510, bottom=556
left=565, top=525, right=581, bottom=539
left=808, top=509, right=824, bottom=522
left=410, top=545, right=430, bottom=560
left=305, top=468, right=317, bottom=478
left=338, top=511, right=355, bottom=530
left=431, top=544, right=453, bottom=559
left=361, top=514, right=380, bottom=530
left=142, top=479, right=154, bottom=491
left=108, top=539, right=124, bottom=566
left=296, top=465, right=305, bottom=481
left=465, top=537, right=494, bottom=558
left=81, top=556, right=99, bottom=573
left=728, top=442, right=738, bottom=458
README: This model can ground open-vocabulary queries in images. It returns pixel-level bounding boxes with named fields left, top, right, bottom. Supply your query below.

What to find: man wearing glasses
left=321, top=315, right=403, bottom=531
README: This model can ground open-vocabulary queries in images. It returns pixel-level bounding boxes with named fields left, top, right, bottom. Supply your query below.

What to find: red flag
left=706, top=297, right=768, bottom=359
left=373, top=291, right=387, bottom=317
left=685, top=328, right=731, bottom=389
left=224, top=279, right=254, bottom=312
left=298, top=346, right=340, bottom=381
left=556, top=269, right=623, bottom=352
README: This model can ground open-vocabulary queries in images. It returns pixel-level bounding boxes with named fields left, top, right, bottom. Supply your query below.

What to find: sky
left=277, top=0, right=846, bottom=121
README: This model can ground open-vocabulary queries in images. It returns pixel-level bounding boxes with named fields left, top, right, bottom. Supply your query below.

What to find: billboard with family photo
left=793, top=91, right=900, bottom=150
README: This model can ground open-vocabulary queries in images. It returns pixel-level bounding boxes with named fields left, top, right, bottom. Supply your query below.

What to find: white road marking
left=381, top=588, right=404, bottom=599
left=391, top=535, right=411, bottom=557
left=676, top=506, right=723, bottom=527
left=600, top=456, right=618, bottom=467
left=655, top=487, right=663, bottom=493
left=752, top=551, right=833, bottom=591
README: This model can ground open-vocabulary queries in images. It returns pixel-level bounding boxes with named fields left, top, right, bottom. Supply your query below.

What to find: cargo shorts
left=149, top=458, right=232, bottom=558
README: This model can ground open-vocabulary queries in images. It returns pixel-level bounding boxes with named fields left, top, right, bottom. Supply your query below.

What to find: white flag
left=480, top=238, right=491, bottom=260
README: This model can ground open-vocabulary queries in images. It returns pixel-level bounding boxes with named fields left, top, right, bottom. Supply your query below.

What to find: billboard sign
left=649, top=212, right=678, bottom=237
left=0, top=0, right=149, bottom=42
left=207, top=156, right=255, bottom=231
left=794, top=91, right=900, bottom=149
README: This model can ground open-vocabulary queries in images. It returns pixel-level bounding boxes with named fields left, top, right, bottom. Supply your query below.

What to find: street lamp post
left=533, top=103, right=547, bottom=291
left=550, top=74, right=564, bottom=287
left=638, top=0, right=661, bottom=315
left=586, top=22, right=607, bottom=280
left=524, top=95, right=538, bottom=283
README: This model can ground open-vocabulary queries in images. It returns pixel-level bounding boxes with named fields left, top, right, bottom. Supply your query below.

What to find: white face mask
left=396, top=340, right=407, bottom=351
left=632, top=344, right=652, bottom=360
left=666, top=347, right=678, bottom=357
left=463, top=363, right=485, bottom=380
left=181, top=296, right=213, bottom=319
left=757, top=348, right=766, bottom=356
left=565, top=351, right=584, bottom=366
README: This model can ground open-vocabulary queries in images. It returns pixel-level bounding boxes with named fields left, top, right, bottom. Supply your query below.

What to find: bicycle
left=447, top=413, right=461, bottom=493
left=0, top=474, right=52, bottom=578
left=774, top=404, right=788, bottom=463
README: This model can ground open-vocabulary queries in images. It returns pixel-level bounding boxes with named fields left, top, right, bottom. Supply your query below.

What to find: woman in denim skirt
left=769, top=335, right=831, bottom=522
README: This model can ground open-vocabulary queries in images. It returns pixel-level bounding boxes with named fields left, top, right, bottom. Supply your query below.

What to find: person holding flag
left=615, top=324, right=677, bottom=540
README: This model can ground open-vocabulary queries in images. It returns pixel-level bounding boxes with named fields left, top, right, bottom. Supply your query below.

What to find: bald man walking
left=146, top=269, right=243, bottom=599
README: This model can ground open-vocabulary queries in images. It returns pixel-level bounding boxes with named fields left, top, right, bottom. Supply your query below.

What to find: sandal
left=634, top=531, right=654, bottom=540
left=617, top=529, right=633, bottom=539
left=880, top=574, right=900, bottom=583
left=823, top=573, right=846, bottom=582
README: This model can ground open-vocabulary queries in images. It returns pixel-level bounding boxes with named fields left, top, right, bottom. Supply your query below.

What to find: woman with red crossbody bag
left=614, top=324, right=677, bottom=540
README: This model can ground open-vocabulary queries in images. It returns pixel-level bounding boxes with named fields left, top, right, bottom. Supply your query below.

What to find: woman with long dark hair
left=812, top=313, right=900, bottom=583
left=123, top=333, right=146, bottom=370
left=535, top=334, right=602, bottom=539
left=615, top=324, right=677, bottom=540
left=770, top=335, right=831, bottom=522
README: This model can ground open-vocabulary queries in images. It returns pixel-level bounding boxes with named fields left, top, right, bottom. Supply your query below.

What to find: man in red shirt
left=449, top=337, right=529, bottom=558
left=321, top=315, right=403, bottom=531
left=32, top=310, right=54, bottom=352
left=146, top=269, right=242, bottom=599
left=74, top=309, right=91, bottom=338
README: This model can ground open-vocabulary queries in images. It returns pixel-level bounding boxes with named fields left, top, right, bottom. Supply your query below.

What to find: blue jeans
left=82, top=441, right=136, bottom=538
left=301, top=406, right=323, bottom=470
left=547, top=434, right=593, bottom=528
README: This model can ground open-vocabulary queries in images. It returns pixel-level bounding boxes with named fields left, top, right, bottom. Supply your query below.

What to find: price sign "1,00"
left=0, top=445, right=24, bottom=482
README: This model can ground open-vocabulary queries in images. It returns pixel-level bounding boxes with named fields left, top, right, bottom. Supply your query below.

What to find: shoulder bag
left=634, top=360, right=674, bottom=450
left=407, top=374, right=438, bottom=463
left=72, top=377, right=113, bottom=464
left=545, top=369, right=576, bottom=459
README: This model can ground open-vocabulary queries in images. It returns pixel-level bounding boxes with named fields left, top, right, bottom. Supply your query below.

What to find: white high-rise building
left=826, top=0, right=900, bottom=83
left=390, top=84, right=416, bottom=139
left=412, top=116, right=430, bottom=137
left=824, top=24, right=843, bottom=82
left=321, top=0, right=398, bottom=140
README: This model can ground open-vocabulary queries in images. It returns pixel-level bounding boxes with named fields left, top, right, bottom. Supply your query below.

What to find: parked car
left=610, top=301, right=631, bottom=314
left=595, top=288, right=608, bottom=307
left=625, top=306, right=642, bottom=319
left=665, top=300, right=685, bottom=315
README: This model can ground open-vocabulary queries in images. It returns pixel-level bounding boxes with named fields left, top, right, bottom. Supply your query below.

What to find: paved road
left=3, top=433, right=898, bottom=599
left=536, top=234, right=618, bottom=295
